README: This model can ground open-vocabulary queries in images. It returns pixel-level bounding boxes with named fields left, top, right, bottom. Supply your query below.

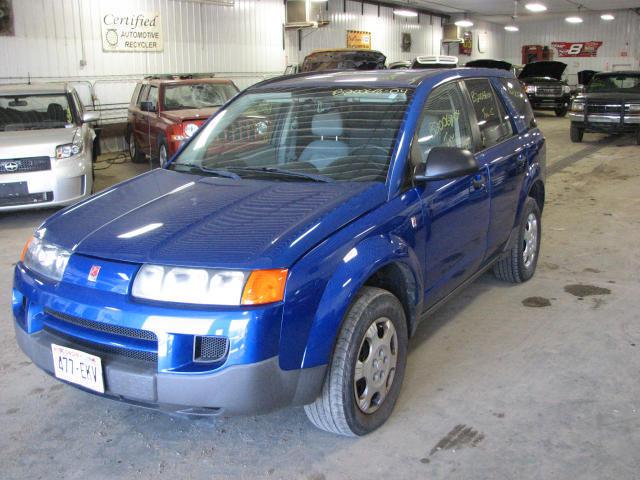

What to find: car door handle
left=516, top=154, right=526, bottom=166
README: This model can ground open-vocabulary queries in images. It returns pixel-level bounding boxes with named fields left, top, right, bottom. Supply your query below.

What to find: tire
left=158, top=139, right=169, bottom=167
left=570, top=123, right=584, bottom=143
left=494, top=197, right=541, bottom=283
left=304, top=286, right=408, bottom=436
left=128, top=131, right=145, bottom=163
left=555, top=106, right=568, bottom=117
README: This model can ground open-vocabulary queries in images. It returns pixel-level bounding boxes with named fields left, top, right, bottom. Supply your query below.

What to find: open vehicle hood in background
left=465, top=60, right=512, bottom=71
left=577, top=70, right=598, bottom=85
left=40, top=169, right=387, bottom=270
left=519, top=61, right=567, bottom=81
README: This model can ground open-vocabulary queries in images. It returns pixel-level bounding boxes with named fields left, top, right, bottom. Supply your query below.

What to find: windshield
left=170, top=87, right=412, bottom=182
left=0, top=94, right=75, bottom=132
left=587, top=75, right=640, bottom=93
left=163, top=83, right=237, bottom=110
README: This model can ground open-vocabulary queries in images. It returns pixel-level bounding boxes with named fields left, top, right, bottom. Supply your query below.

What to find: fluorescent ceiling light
left=525, top=3, right=547, bottom=12
left=455, top=19, right=474, bottom=27
left=601, top=14, right=615, bottom=21
left=504, top=25, right=519, bottom=32
left=394, top=9, right=418, bottom=17
left=565, top=16, right=583, bottom=24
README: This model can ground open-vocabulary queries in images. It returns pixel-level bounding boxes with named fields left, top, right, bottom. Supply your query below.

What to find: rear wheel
left=304, top=287, right=408, bottom=436
left=128, top=131, right=145, bottom=163
left=494, top=197, right=541, bottom=283
left=555, top=106, right=568, bottom=117
left=570, top=123, right=584, bottom=143
left=158, top=140, right=168, bottom=167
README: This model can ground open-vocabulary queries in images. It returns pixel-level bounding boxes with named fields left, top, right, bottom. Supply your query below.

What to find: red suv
left=126, top=76, right=239, bottom=165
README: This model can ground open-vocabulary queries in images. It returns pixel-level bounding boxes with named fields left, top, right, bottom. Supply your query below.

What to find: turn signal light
left=241, top=269, right=288, bottom=305
left=20, top=236, right=33, bottom=262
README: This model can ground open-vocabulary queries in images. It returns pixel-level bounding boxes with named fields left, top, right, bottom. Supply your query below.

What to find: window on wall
left=498, top=78, right=536, bottom=129
left=464, top=78, right=513, bottom=149
left=415, top=82, right=473, bottom=163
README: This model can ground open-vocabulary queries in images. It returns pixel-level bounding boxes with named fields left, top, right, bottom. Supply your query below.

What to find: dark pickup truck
left=519, top=61, right=571, bottom=117
left=569, top=71, right=640, bottom=144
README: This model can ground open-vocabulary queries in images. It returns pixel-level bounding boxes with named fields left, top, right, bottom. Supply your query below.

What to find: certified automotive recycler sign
left=101, top=10, right=163, bottom=52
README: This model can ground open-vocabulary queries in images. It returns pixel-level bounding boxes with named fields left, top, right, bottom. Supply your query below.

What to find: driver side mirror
left=414, top=146, right=479, bottom=182
left=140, top=101, right=157, bottom=113
left=82, top=111, right=100, bottom=123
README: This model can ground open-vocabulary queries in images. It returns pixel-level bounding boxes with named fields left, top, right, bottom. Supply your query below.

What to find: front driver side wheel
left=555, top=106, right=568, bottom=117
left=304, top=287, right=408, bottom=436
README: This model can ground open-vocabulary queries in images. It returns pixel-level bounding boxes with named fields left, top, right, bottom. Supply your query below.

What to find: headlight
left=184, top=123, right=199, bottom=137
left=562, top=85, right=571, bottom=94
left=525, top=85, right=536, bottom=94
left=55, top=134, right=83, bottom=159
left=627, top=104, right=640, bottom=114
left=21, top=236, right=71, bottom=282
left=571, top=101, right=585, bottom=112
left=131, top=265, right=288, bottom=306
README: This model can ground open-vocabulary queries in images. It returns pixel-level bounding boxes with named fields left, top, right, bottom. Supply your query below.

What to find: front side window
left=464, top=79, right=513, bottom=149
left=146, top=86, right=159, bottom=110
left=588, top=74, right=640, bottom=93
left=170, top=87, right=412, bottom=182
left=163, top=83, right=237, bottom=111
left=0, top=94, right=74, bottom=132
left=414, top=82, right=473, bottom=164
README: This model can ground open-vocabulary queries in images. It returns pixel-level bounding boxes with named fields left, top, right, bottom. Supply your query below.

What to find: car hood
left=0, top=127, right=78, bottom=159
left=465, top=60, right=512, bottom=71
left=40, top=169, right=387, bottom=269
left=519, top=61, right=567, bottom=81
left=160, top=107, right=220, bottom=123
left=577, top=70, right=598, bottom=85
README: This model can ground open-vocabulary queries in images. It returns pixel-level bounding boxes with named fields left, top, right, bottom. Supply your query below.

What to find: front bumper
left=569, top=112, right=640, bottom=132
left=15, top=324, right=325, bottom=415
left=0, top=153, right=92, bottom=212
left=527, top=93, right=570, bottom=110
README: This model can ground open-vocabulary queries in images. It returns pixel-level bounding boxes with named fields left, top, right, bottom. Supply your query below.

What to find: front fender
left=514, top=132, right=546, bottom=228
left=279, top=190, right=424, bottom=371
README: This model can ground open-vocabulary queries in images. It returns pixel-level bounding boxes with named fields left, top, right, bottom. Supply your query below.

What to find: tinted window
left=172, top=87, right=412, bottom=182
left=498, top=78, right=536, bottom=129
left=465, top=79, right=512, bottom=148
left=415, top=82, right=473, bottom=163
left=588, top=74, right=640, bottom=93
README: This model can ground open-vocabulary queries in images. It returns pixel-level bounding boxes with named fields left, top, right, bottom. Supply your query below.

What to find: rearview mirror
left=414, top=146, right=479, bottom=182
left=140, top=101, right=156, bottom=112
left=82, top=111, right=100, bottom=123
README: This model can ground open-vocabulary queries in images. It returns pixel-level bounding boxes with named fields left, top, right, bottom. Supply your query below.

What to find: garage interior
left=2, top=0, right=640, bottom=478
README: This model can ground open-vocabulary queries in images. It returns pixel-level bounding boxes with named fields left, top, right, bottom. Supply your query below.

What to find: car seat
left=47, top=103, right=67, bottom=123
left=299, top=112, right=349, bottom=169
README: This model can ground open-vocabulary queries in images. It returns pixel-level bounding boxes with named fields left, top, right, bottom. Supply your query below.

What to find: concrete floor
left=1, top=114, right=639, bottom=479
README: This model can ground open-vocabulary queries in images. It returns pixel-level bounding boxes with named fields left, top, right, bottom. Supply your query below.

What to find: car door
left=133, top=85, right=150, bottom=150
left=414, top=81, right=491, bottom=307
left=145, top=85, right=161, bottom=156
left=463, top=77, right=527, bottom=258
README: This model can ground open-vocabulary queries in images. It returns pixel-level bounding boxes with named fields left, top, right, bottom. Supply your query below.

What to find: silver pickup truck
left=0, top=83, right=98, bottom=212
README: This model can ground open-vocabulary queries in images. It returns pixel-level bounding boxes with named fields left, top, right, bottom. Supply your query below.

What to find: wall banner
left=551, top=41, right=602, bottom=57
left=101, top=10, right=163, bottom=52
left=347, top=30, right=371, bottom=49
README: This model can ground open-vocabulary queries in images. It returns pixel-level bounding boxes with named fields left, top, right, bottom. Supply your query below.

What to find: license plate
left=0, top=181, right=28, bottom=198
left=51, top=344, right=105, bottom=393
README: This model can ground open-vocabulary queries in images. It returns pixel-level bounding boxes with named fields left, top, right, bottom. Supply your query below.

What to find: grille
left=194, top=336, right=229, bottom=363
left=536, top=86, right=562, bottom=97
left=0, top=156, right=51, bottom=175
left=44, top=327, right=158, bottom=363
left=45, top=309, right=158, bottom=342
left=0, top=191, right=52, bottom=207
left=587, top=104, right=623, bottom=115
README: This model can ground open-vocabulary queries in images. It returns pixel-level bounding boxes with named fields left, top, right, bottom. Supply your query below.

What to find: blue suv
left=13, top=69, right=545, bottom=436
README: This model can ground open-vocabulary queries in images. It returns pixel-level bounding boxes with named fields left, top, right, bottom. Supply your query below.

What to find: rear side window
left=415, top=81, right=473, bottom=163
left=498, top=78, right=536, bottom=129
left=464, top=79, right=513, bottom=149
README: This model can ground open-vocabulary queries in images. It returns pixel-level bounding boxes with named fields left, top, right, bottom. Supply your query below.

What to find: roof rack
left=143, top=73, right=217, bottom=80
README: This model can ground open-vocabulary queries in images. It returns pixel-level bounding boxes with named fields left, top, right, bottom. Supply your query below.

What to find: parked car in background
left=569, top=71, right=640, bottom=144
left=388, top=60, right=411, bottom=69
left=14, top=68, right=545, bottom=436
left=300, top=49, right=387, bottom=72
left=465, top=59, right=523, bottom=79
left=126, top=76, right=239, bottom=165
left=0, top=83, right=98, bottom=211
left=518, top=61, right=571, bottom=117
left=411, top=55, right=458, bottom=69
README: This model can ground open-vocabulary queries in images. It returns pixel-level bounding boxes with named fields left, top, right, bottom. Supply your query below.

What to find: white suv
left=0, top=83, right=98, bottom=211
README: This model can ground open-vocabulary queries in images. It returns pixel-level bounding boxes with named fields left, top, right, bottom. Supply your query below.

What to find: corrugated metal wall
left=284, top=0, right=446, bottom=65
left=503, top=10, right=640, bottom=85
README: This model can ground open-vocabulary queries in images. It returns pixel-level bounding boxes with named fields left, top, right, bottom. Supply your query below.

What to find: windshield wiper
left=171, top=163, right=241, bottom=179
left=229, top=166, right=333, bottom=183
